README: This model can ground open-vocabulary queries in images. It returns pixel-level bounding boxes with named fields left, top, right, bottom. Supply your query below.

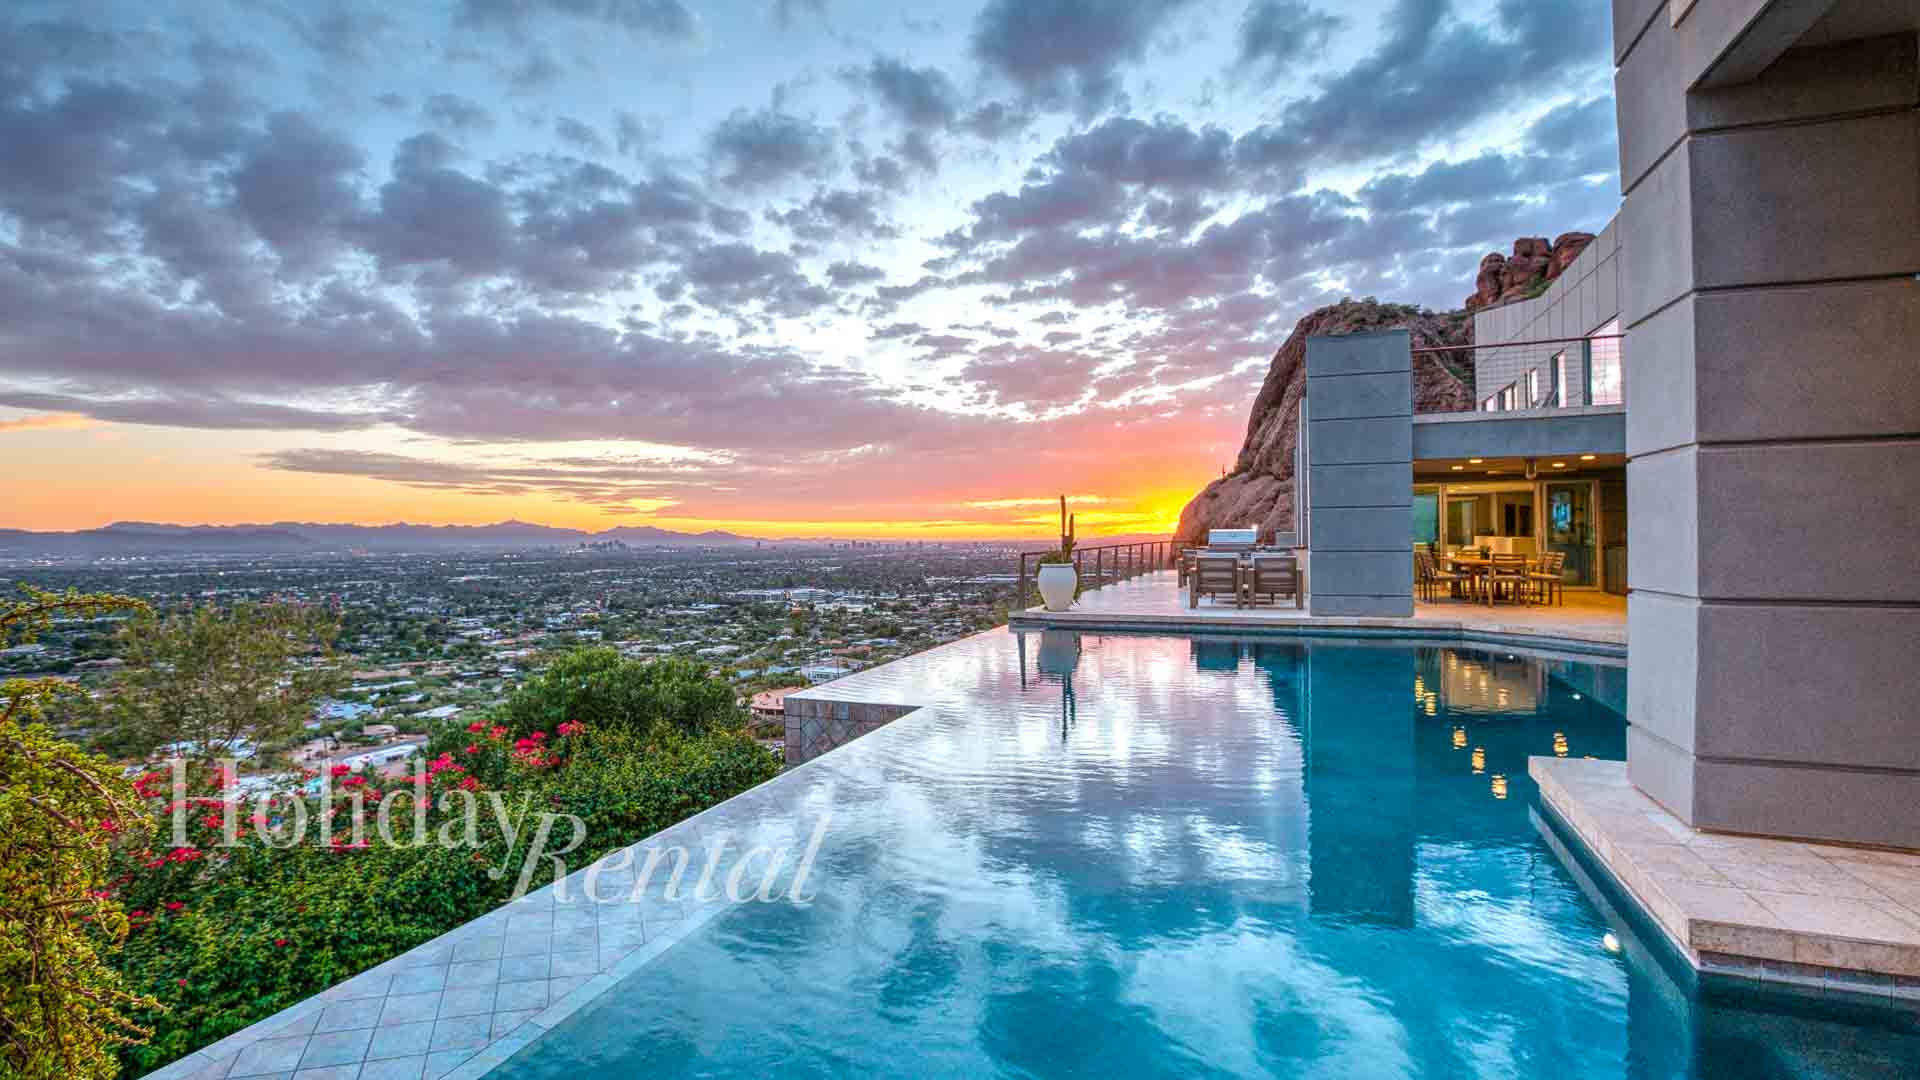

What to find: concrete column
left=1616, top=8, right=1920, bottom=847
left=1305, top=329, right=1414, bottom=617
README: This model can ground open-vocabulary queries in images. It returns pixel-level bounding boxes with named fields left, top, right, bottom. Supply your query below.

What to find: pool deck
left=1534, top=756, right=1920, bottom=999
left=1009, top=570, right=1627, bottom=655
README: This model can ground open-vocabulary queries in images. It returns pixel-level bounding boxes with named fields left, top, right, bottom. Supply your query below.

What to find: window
left=1523, top=368, right=1539, bottom=409
left=1551, top=350, right=1572, bottom=407
left=1588, top=318, right=1623, bottom=406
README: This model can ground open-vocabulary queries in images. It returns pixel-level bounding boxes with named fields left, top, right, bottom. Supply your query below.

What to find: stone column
left=1305, top=329, right=1414, bottom=617
left=1617, top=5, right=1920, bottom=847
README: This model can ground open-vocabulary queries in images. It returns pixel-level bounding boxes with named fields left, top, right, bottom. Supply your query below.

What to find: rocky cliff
left=1173, top=233, right=1591, bottom=548
left=1464, top=233, right=1594, bottom=310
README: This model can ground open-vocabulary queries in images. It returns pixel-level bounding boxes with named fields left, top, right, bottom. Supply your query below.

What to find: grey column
left=1616, top=9, right=1920, bottom=847
left=1305, top=329, right=1413, bottom=617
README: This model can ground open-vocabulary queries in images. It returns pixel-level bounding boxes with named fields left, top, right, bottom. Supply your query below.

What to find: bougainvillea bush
left=102, top=650, right=778, bottom=1078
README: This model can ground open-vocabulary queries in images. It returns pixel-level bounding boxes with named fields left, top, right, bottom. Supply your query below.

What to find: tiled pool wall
left=782, top=696, right=917, bottom=765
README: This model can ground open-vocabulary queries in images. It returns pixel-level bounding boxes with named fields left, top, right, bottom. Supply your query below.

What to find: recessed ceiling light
left=1551, top=462, right=1566, bottom=468
left=1580, top=454, right=1596, bottom=461
left=1468, top=458, right=1484, bottom=464
left=1450, top=464, right=1464, bottom=471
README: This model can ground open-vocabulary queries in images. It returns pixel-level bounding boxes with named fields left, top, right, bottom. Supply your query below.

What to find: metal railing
left=1015, top=540, right=1175, bottom=611
left=1412, top=332, right=1624, bottom=414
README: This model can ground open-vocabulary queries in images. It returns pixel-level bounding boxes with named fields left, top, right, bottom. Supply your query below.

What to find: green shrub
left=108, top=698, right=778, bottom=1075
left=486, top=649, right=745, bottom=744
left=1, top=588, right=158, bottom=1080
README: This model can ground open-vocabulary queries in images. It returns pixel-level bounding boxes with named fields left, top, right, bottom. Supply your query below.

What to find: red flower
left=275, top=938, right=288, bottom=947
left=464, top=744, right=478, bottom=755
left=329, top=764, right=352, bottom=778
left=489, top=725, right=507, bottom=740
left=466, top=721, right=486, bottom=733
left=556, top=722, right=584, bottom=737
left=177, top=978, right=187, bottom=987
left=164, top=901, right=185, bottom=912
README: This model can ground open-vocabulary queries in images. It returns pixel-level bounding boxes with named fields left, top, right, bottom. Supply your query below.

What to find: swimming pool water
left=494, top=630, right=1919, bottom=1078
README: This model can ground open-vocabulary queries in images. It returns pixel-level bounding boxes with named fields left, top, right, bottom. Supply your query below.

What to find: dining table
left=1444, top=554, right=1539, bottom=606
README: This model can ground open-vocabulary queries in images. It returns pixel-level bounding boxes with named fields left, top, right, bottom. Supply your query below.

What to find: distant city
left=3, top=537, right=1029, bottom=763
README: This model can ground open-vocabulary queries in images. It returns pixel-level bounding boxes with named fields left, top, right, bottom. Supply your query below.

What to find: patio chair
left=1528, top=551, right=1567, bottom=606
left=1416, top=550, right=1467, bottom=602
left=1178, top=548, right=1204, bottom=586
left=1190, top=554, right=1243, bottom=609
left=1246, top=554, right=1301, bottom=608
left=1487, top=553, right=1529, bottom=605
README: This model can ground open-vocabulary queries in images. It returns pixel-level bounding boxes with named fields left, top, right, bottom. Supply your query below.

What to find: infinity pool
left=492, top=630, right=1918, bottom=1078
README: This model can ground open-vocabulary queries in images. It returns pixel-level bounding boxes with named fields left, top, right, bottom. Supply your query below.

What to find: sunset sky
left=0, top=0, right=1618, bottom=539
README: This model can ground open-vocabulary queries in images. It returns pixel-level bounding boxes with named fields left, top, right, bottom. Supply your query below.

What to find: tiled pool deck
left=1535, top=756, right=1920, bottom=999
left=1009, top=570, right=1627, bottom=654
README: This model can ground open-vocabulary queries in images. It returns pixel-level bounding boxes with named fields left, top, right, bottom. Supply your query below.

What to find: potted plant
left=1036, top=496, right=1078, bottom=612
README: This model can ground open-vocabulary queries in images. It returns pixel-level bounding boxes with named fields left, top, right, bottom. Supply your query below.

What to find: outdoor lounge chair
left=1190, top=554, right=1243, bottom=608
left=1246, top=554, right=1301, bottom=608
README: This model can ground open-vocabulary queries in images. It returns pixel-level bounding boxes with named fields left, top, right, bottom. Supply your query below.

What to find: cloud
left=842, top=56, right=959, bottom=129
left=456, top=0, right=696, bottom=40
left=826, top=260, right=885, bottom=287
left=1262, top=0, right=1610, bottom=168
left=971, top=0, right=1195, bottom=115
left=767, top=187, right=896, bottom=241
left=422, top=92, right=495, bottom=133
left=553, top=116, right=606, bottom=153
left=229, top=111, right=367, bottom=270
left=707, top=107, right=837, bottom=188
left=772, top=0, right=828, bottom=29
left=1236, top=1, right=1343, bottom=79
left=0, top=412, right=94, bottom=433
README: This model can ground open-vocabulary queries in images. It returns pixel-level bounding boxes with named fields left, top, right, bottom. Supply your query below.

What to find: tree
left=0, top=586, right=160, bottom=1079
left=488, top=648, right=744, bottom=744
left=89, top=603, right=345, bottom=764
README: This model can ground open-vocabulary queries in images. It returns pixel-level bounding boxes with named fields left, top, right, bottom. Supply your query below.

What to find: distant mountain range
left=0, top=520, right=757, bottom=556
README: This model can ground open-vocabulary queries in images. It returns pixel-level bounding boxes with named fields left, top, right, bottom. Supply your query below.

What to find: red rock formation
left=1463, top=232, right=1595, bottom=311
left=1172, top=300, right=1472, bottom=547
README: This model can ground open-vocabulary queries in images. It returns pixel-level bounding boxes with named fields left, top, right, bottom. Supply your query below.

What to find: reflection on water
left=495, top=629, right=1917, bottom=1079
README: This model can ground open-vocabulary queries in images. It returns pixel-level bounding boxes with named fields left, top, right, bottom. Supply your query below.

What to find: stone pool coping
left=1533, top=756, right=1920, bottom=999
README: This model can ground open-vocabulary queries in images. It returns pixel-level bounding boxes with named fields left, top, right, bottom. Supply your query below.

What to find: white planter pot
left=1036, top=563, right=1078, bottom=611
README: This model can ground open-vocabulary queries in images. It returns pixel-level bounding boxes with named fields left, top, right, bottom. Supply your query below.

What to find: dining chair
left=1417, top=550, right=1467, bottom=602
left=1488, top=553, right=1529, bottom=606
left=1527, top=551, right=1567, bottom=606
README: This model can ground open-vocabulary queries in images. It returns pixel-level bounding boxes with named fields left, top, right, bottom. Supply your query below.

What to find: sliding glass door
left=1545, top=481, right=1597, bottom=586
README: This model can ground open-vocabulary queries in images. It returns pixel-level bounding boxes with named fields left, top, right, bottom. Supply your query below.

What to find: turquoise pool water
left=495, top=630, right=1918, bottom=1078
